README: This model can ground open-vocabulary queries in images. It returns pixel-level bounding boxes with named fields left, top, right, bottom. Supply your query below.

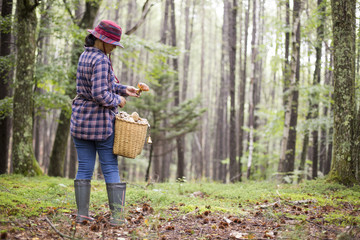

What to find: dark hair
left=85, top=34, right=97, bottom=47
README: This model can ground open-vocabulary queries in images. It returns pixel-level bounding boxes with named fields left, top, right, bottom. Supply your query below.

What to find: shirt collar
left=84, top=47, right=104, bottom=54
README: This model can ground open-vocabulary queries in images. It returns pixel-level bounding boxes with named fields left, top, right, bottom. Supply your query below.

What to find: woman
left=70, top=20, right=138, bottom=225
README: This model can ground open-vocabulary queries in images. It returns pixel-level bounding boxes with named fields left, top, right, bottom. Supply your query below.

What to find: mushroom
left=136, top=82, right=150, bottom=95
left=131, top=112, right=140, bottom=121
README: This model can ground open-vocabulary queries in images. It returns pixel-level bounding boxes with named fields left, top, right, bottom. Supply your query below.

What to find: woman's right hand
left=119, top=96, right=126, bottom=108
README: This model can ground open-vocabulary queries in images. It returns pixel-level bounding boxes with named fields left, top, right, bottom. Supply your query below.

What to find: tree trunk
left=228, top=0, right=237, bottom=183
left=169, top=0, right=185, bottom=180
left=324, top=47, right=333, bottom=176
left=284, top=0, right=301, bottom=180
left=320, top=44, right=330, bottom=174
left=298, top=112, right=311, bottom=182
left=278, top=0, right=290, bottom=176
left=238, top=0, right=250, bottom=181
left=48, top=1, right=101, bottom=177
left=310, top=0, right=325, bottom=179
left=145, top=143, right=154, bottom=182
left=213, top=0, right=229, bottom=182
left=34, top=1, right=51, bottom=168
left=247, top=0, right=258, bottom=179
left=329, top=0, right=357, bottom=186
left=197, top=0, right=206, bottom=180
left=181, top=0, right=194, bottom=102
left=278, top=0, right=301, bottom=182
left=68, top=140, right=77, bottom=179
left=121, top=0, right=136, bottom=86
left=0, top=0, right=13, bottom=174
left=152, top=142, right=161, bottom=181
left=12, top=0, right=42, bottom=176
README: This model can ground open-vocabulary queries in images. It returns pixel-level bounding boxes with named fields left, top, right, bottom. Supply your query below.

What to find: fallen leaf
left=230, top=231, right=248, bottom=239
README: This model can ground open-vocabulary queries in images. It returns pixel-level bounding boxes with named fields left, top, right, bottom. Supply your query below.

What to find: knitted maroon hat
left=88, top=20, right=124, bottom=48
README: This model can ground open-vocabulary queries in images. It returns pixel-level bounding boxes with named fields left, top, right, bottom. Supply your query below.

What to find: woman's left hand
left=126, top=86, right=139, bottom=97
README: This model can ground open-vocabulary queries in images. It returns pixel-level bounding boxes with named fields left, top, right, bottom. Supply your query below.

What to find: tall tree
left=12, top=0, right=42, bottom=176
left=310, top=0, right=325, bottom=179
left=278, top=0, right=301, bottom=181
left=238, top=0, right=250, bottom=181
left=48, top=0, right=102, bottom=177
left=329, top=0, right=358, bottom=185
left=195, top=0, right=206, bottom=180
left=324, top=45, right=333, bottom=176
left=147, top=0, right=170, bottom=181
left=0, top=0, right=13, bottom=174
left=168, top=0, right=185, bottom=180
left=34, top=0, right=51, bottom=168
left=247, top=0, right=258, bottom=179
left=228, top=0, right=238, bottom=182
left=279, top=0, right=290, bottom=178
left=181, top=0, right=194, bottom=102
left=213, top=0, right=229, bottom=182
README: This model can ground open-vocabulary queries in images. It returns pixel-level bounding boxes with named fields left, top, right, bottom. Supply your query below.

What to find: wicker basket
left=113, top=115, right=148, bottom=158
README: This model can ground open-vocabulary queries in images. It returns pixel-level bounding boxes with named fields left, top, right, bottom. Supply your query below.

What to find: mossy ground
left=0, top=175, right=359, bottom=239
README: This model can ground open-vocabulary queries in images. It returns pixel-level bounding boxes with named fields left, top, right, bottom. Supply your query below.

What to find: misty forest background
left=1, top=0, right=360, bottom=186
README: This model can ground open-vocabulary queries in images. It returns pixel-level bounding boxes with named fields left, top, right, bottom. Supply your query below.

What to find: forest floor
left=0, top=175, right=360, bottom=239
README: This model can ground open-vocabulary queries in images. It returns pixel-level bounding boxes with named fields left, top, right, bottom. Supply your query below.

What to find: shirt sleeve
left=91, top=57, right=122, bottom=108
left=113, top=83, right=129, bottom=96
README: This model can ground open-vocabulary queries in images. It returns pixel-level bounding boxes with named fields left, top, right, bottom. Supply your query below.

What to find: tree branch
left=29, top=0, right=41, bottom=12
left=125, top=0, right=156, bottom=35
left=45, top=217, right=74, bottom=239
left=62, top=0, right=76, bottom=24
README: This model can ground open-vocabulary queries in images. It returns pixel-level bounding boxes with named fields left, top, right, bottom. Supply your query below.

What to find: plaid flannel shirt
left=70, top=47, right=127, bottom=141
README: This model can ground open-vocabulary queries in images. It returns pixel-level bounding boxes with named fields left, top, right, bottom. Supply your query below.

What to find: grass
left=1, top=175, right=360, bottom=231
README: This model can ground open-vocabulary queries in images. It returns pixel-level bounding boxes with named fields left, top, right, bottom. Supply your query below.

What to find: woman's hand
left=119, top=96, right=127, bottom=108
left=126, top=86, right=139, bottom=97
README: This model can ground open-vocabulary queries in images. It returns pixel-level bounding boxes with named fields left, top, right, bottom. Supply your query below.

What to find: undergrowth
left=0, top=174, right=359, bottom=227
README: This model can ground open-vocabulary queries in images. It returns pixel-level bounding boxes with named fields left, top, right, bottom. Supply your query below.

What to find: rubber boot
left=106, top=182, right=126, bottom=226
left=74, top=179, right=93, bottom=223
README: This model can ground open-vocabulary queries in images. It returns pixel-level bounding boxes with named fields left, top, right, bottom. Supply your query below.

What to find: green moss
left=326, top=213, right=360, bottom=226
left=1, top=175, right=359, bottom=232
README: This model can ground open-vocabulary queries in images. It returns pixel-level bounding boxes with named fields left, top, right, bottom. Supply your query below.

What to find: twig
left=305, top=219, right=339, bottom=234
left=0, top=185, right=10, bottom=192
left=45, top=217, right=73, bottom=239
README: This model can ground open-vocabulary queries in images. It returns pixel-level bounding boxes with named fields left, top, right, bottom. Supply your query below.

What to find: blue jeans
left=73, top=132, right=120, bottom=183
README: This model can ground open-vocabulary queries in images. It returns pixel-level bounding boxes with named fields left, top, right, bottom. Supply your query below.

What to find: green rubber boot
left=106, top=182, right=126, bottom=226
left=74, top=179, right=94, bottom=223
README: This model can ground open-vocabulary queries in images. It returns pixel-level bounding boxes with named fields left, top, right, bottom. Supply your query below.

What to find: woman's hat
left=88, top=20, right=124, bottom=48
